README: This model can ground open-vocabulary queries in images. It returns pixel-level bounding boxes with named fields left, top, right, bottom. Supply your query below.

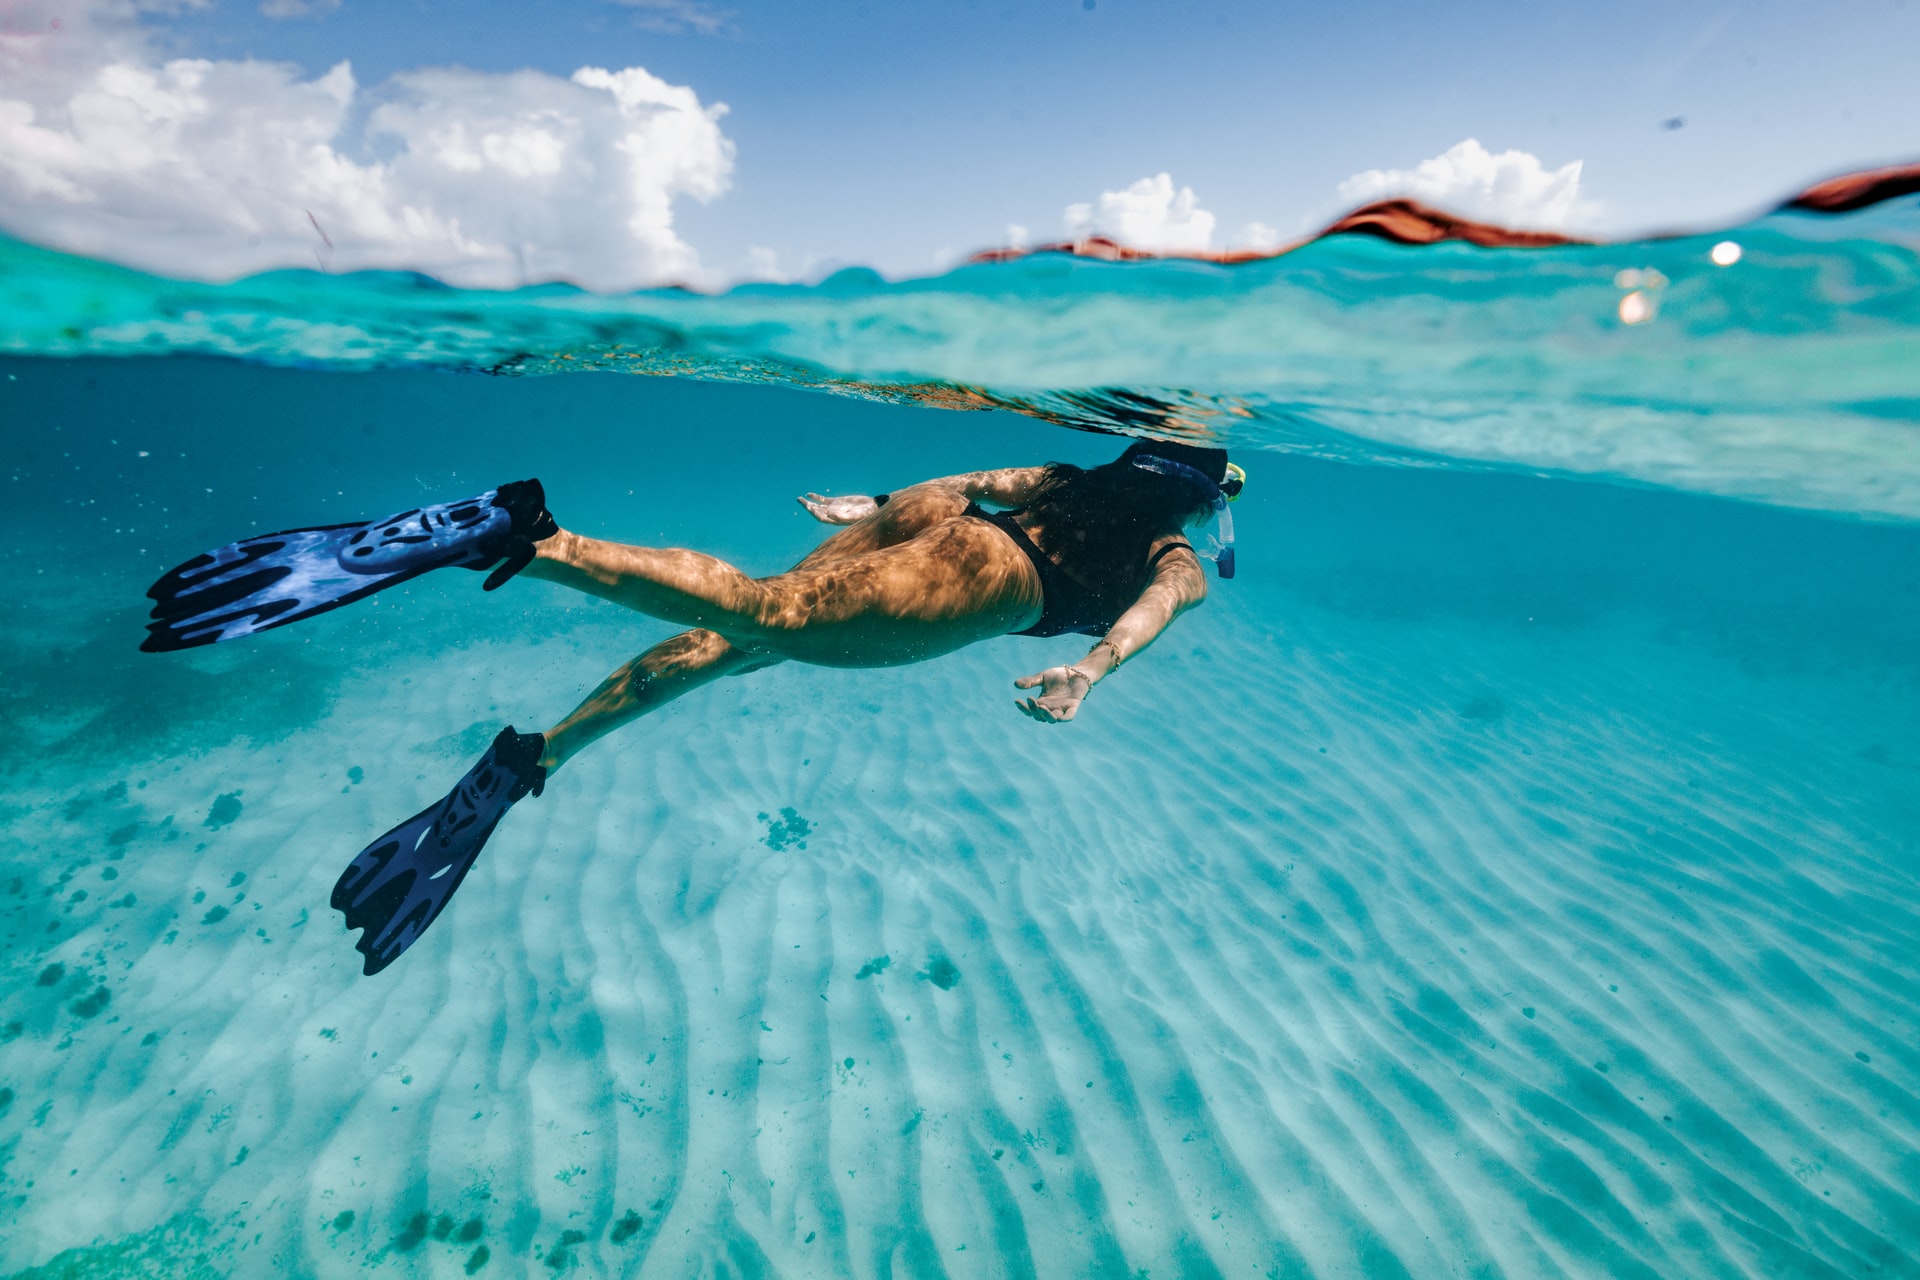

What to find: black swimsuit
left=965, top=502, right=1190, bottom=638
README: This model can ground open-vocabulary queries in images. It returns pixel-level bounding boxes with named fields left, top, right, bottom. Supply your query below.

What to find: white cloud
left=1063, top=173, right=1215, bottom=252
left=259, top=0, right=340, bottom=18
left=1336, top=138, right=1587, bottom=229
left=0, top=0, right=734, bottom=289
left=609, top=0, right=731, bottom=36
left=740, top=245, right=785, bottom=281
left=1239, top=220, right=1282, bottom=250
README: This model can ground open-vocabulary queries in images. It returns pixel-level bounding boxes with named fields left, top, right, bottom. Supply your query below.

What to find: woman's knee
left=642, top=628, right=735, bottom=677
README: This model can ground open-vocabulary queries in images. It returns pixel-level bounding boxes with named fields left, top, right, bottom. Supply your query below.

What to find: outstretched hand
left=1014, top=665, right=1093, bottom=724
left=798, top=492, right=881, bottom=525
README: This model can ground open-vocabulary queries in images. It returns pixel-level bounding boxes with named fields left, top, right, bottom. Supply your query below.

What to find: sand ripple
left=3, top=575, right=1916, bottom=1278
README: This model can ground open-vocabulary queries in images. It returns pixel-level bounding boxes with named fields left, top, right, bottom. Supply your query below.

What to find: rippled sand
left=2, top=361, right=1916, bottom=1278
left=3, top=569, right=1914, bottom=1278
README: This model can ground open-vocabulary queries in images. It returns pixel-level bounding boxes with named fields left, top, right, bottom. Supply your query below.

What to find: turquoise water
left=1, top=208, right=1917, bottom=1277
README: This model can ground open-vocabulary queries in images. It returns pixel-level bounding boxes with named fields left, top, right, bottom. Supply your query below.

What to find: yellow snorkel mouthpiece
left=1222, top=462, right=1247, bottom=502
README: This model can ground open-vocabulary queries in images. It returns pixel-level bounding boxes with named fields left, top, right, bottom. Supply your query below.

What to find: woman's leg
left=535, top=488, right=1017, bottom=770
left=539, top=628, right=778, bottom=772
left=520, top=490, right=1042, bottom=668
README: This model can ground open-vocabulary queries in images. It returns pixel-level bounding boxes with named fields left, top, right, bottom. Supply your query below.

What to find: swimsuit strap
left=1146, top=541, right=1195, bottom=571
left=965, top=503, right=1112, bottom=637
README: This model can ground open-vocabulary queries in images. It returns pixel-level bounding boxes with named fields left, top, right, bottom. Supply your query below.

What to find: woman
left=142, top=440, right=1244, bottom=974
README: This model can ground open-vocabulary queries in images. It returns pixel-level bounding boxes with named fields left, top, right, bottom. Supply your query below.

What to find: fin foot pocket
left=140, top=479, right=556, bottom=651
left=331, top=726, right=546, bottom=976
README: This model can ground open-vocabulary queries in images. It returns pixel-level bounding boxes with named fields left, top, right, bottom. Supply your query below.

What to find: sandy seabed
left=3, top=558, right=1915, bottom=1279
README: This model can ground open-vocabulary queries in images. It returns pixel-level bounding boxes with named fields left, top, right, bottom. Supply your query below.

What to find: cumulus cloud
left=1063, top=173, right=1215, bottom=252
left=0, top=0, right=734, bottom=288
left=1239, top=221, right=1282, bottom=250
left=1336, top=138, right=1586, bottom=229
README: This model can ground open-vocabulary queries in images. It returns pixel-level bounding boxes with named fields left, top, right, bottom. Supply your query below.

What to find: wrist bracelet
left=1091, top=638, right=1123, bottom=670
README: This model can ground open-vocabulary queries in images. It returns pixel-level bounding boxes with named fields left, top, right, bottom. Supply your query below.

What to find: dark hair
left=1019, top=441, right=1228, bottom=610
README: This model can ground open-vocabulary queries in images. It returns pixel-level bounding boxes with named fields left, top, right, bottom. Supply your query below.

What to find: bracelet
left=1090, top=638, right=1123, bottom=671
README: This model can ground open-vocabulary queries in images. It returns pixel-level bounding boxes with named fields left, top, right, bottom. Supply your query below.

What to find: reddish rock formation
left=1782, top=161, right=1920, bottom=214
left=966, top=159, right=1918, bottom=267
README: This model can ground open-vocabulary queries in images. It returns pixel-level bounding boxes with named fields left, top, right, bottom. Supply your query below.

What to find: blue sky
left=4, top=0, right=1915, bottom=285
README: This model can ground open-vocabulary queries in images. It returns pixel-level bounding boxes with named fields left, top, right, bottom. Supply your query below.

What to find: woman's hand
left=798, top=492, right=880, bottom=525
left=1014, top=665, right=1093, bottom=724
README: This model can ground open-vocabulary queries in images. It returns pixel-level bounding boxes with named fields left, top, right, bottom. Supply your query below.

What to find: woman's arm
left=799, top=466, right=1049, bottom=525
left=935, top=466, right=1050, bottom=508
left=1014, top=541, right=1208, bottom=723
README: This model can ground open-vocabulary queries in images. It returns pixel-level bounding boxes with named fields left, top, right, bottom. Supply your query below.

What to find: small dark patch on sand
left=202, top=905, right=229, bottom=925
left=72, top=985, right=111, bottom=1018
left=37, top=962, right=65, bottom=986
left=855, top=955, right=891, bottom=980
left=545, top=1228, right=587, bottom=1269
left=331, top=1209, right=355, bottom=1231
left=759, top=807, right=812, bottom=851
left=392, top=1211, right=430, bottom=1253
left=464, top=1244, right=491, bottom=1274
left=348, top=765, right=364, bottom=785
left=1856, top=1051, right=1872, bottom=1063
left=457, top=1217, right=484, bottom=1243
left=204, top=791, right=243, bottom=829
left=431, top=1214, right=455, bottom=1241
left=609, top=1211, right=641, bottom=1244
left=921, top=955, right=961, bottom=990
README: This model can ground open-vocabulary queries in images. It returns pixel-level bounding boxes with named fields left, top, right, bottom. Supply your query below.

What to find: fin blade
left=332, top=727, right=545, bottom=975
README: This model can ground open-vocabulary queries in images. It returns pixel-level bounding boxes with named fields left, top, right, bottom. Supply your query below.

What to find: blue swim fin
left=331, top=727, right=547, bottom=976
left=141, top=479, right=556, bottom=652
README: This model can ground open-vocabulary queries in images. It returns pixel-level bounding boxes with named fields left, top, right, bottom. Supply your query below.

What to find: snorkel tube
left=1131, top=454, right=1236, bottom=578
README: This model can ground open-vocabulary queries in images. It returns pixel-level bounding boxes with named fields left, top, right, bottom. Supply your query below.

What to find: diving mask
left=1131, top=453, right=1237, bottom=579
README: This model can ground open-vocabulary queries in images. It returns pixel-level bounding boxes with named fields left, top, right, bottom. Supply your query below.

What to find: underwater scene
left=2, top=187, right=1919, bottom=1280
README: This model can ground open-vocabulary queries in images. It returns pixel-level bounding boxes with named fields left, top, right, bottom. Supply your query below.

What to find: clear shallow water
left=1, top=223, right=1918, bottom=1278
left=4, top=196, right=1919, bottom=519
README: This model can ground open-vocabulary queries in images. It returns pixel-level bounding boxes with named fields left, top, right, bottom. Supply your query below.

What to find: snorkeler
left=140, top=441, right=1244, bottom=974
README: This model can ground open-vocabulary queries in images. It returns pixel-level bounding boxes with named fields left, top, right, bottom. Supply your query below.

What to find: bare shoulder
left=1145, top=532, right=1208, bottom=599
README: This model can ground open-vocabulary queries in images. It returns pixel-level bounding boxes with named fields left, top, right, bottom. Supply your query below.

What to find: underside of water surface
left=1, top=196, right=1917, bottom=1278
